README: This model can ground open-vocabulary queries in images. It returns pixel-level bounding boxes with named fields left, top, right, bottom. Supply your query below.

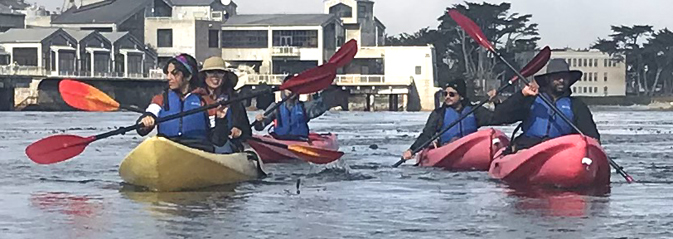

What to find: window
left=594, top=87, right=598, bottom=93
left=588, top=72, right=592, bottom=81
left=604, top=86, right=608, bottom=96
left=415, top=66, right=422, bottom=75
left=583, top=59, right=587, bottom=67
left=157, top=29, right=173, bottom=47
left=208, top=30, right=219, bottom=48
left=594, top=72, right=598, bottom=81
left=573, top=87, right=576, bottom=92
left=329, top=4, right=352, bottom=18
left=358, top=5, right=366, bottom=15
left=222, top=30, right=268, bottom=48
left=272, top=30, right=319, bottom=48
left=604, top=72, right=608, bottom=81
left=583, top=87, right=587, bottom=93
left=604, top=59, right=608, bottom=67
left=594, top=59, right=598, bottom=67
left=573, top=58, right=577, bottom=67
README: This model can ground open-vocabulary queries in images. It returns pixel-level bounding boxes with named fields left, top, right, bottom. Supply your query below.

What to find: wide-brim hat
left=200, top=56, right=237, bottom=86
left=534, top=58, right=583, bottom=87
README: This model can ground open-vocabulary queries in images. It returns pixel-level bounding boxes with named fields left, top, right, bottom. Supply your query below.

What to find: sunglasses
left=442, top=91, right=459, bottom=97
left=205, top=71, right=226, bottom=78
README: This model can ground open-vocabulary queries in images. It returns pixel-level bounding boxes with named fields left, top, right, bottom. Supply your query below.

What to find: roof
left=225, top=14, right=337, bottom=27
left=100, top=32, right=128, bottom=42
left=0, top=28, right=62, bottom=43
left=63, top=28, right=95, bottom=41
left=374, top=17, right=385, bottom=29
left=167, top=0, right=214, bottom=6
left=52, top=0, right=150, bottom=25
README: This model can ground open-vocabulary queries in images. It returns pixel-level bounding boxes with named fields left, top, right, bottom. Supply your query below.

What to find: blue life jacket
left=522, top=95, right=574, bottom=139
left=439, top=106, right=478, bottom=145
left=273, top=102, right=309, bottom=138
left=157, top=90, right=209, bottom=140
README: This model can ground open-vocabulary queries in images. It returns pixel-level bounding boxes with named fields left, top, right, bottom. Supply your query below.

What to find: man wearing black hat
left=493, top=58, right=600, bottom=153
left=253, top=73, right=333, bottom=141
left=402, top=78, right=495, bottom=160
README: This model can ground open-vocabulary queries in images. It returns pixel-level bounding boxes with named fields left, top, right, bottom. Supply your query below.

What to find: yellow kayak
left=119, top=136, right=265, bottom=192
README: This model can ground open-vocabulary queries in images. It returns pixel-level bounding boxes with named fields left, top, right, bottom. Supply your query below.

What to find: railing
left=0, top=65, right=164, bottom=80
left=241, top=74, right=414, bottom=86
left=272, top=46, right=301, bottom=57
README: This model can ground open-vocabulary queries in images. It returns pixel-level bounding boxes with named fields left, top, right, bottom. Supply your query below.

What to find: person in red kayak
left=136, top=54, right=230, bottom=152
left=402, top=79, right=495, bottom=160
left=253, top=74, right=332, bottom=141
left=493, top=58, right=600, bottom=154
left=197, top=56, right=251, bottom=153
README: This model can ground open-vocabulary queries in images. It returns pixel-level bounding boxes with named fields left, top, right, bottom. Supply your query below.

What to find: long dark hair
left=199, top=70, right=238, bottom=99
left=162, top=53, right=200, bottom=91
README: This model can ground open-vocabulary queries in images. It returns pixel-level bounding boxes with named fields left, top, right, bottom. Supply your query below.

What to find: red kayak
left=489, top=135, right=610, bottom=188
left=416, top=128, right=510, bottom=171
left=247, top=133, right=340, bottom=164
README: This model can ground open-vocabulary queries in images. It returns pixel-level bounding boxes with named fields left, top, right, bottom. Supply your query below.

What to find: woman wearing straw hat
left=198, top=56, right=251, bottom=154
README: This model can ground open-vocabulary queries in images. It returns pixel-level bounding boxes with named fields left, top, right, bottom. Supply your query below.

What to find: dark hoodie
left=491, top=88, right=600, bottom=151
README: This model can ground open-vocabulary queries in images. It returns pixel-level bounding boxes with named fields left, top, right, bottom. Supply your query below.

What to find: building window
left=329, top=4, right=352, bottom=18
left=604, top=59, right=608, bottom=67
left=604, top=72, right=608, bottom=81
left=222, top=30, right=268, bottom=48
left=573, top=87, right=576, bottom=92
left=208, top=30, right=219, bottom=48
left=273, top=30, right=319, bottom=48
left=572, top=58, right=577, bottom=67
left=604, top=86, right=608, bottom=96
left=595, top=59, right=598, bottom=67
left=415, top=66, right=422, bottom=75
left=583, top=59, right=587, bottom=67
left=588, top=72, right=592, bottom=81
left=157, top=29, right=173, bottom=47
left=594, top=72, right=598, bottom=81
left=583, top=87, right=587, bottom=93
left=594, top=87, right=598, bottom=93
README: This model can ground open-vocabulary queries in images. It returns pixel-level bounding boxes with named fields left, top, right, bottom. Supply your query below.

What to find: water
left=1, top=108, right=672, bottom=238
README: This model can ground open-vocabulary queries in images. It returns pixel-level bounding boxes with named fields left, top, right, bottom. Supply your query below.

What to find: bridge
left=1, top=68, right=435, bottom=111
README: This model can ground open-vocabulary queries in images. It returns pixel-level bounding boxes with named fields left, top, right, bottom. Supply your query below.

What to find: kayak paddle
left=393, top=46, right=552, bottom=167
left=59, top=79, right=142, bottom=112
left=26, top=63, right=338, bottom=165
left=447, top=9, right=634, bottom=183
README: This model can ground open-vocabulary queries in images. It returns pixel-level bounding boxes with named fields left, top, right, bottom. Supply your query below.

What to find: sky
left=31, top=0, right=673, bottom=49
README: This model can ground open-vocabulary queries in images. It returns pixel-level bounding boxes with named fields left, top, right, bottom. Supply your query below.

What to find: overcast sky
left=32, top=0, right=673, bottom=48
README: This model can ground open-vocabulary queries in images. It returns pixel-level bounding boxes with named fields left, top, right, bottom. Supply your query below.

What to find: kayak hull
left=489, top=135, right=610, bottom=188
left=416, top=128, right=510, bottom=171
left=119, top=136, right=264, bottom=192
left=247, top=133, right=339, bottom=163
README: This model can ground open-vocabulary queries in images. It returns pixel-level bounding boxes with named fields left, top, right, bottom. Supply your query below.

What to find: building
left=0, top=3, right=25, bottom=32
left=101, top=31, right=157, bottom=78
left=51, top=0, right=149, bottom=42
left=549, top=49, right=626, bottom=97
left=20, top=4, right=54, bottom=28
left=0, top=28, right=77, bottom=75
left=221, top=14, right=343, bottom=75
left=323, top=0, right=385, bottom=47
left=145, top=0, right=235, bottom=64
left=63, top=29, right=112, bottom=76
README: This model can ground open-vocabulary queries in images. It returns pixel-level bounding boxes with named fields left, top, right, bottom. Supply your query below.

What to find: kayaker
left=493, top=58, right=600, bottom=153
left=402, top=79, right=495, bottom=160
left=252, top=74, right=332, bottom=141
left=136, top=54, right=229, bottom=152
left=197, top=56, right=251, bottom=153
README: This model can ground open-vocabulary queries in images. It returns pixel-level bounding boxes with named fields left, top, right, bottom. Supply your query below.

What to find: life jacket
left=438, top=106, right=478, bottom=145
left=522, top=95, right=574, bottom=139
left=273, top=102, right=309, bottom=138
left=157, top=90, right=209, bottom=140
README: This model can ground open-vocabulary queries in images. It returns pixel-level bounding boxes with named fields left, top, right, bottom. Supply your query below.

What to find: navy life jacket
left=438, top=106, right=478, bottom=145
left=522, top=95, right=574, bottom=139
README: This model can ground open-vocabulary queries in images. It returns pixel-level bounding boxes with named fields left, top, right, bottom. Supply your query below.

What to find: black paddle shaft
left=495, top=52, right=633, bottom=181
left=392, top=78, right=516, bottom=168
left=92, top=87, right=278, bottom=141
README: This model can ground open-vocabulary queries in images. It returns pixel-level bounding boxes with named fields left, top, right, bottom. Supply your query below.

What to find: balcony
left=0, top=65, right=164, bottom=80
left=272, top=46, right=301, bottom=57
left=241, top=74, right=413, bottom=86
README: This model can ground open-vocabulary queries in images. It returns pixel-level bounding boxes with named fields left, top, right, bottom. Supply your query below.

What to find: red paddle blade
left=59, top=79, right=120, bottom=112
left=287, top=145, right=344, bottom=164
left=25, top=135, right=95, bottom=164
left=328, top=39, right=358, bottom=68
left=448, top=10, right=495, bottom=52
left=280, top=63, right=337, bottom=95
left=510, top=46, right=551, bottom=82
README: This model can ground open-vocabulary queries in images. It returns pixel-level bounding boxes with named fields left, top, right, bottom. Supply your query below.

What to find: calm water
left=1, top=108, right=672, bottom=238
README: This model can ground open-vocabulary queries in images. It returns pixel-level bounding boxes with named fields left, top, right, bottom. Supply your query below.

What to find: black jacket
left=491, top=91, right=600, bottom=149
left=409, top=103, right=494, bottom=151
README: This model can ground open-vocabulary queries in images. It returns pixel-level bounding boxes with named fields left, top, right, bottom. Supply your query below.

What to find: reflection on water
left=504, top=185, right=611, bottom=218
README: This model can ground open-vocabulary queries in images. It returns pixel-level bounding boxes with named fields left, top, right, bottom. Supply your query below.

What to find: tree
left=438, top=2, right=540, bottom=97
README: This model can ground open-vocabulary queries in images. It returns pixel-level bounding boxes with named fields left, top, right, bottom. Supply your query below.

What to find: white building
left=547, top=49, right=626, bottom=97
